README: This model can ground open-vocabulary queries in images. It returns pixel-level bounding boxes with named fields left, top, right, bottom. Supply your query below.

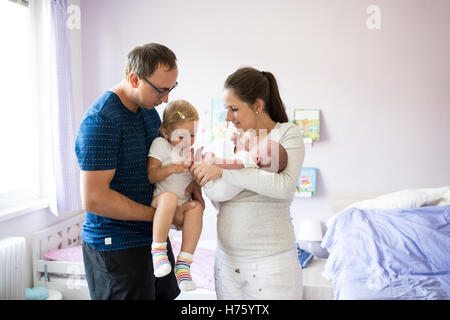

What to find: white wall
left=79, top=0, right=450, bottom=240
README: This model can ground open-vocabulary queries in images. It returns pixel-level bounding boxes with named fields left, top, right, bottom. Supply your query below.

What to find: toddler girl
left=147, top=100, right=204, bottom=291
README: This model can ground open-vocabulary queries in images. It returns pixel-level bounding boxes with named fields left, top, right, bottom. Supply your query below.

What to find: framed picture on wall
left=296, top=167, right=317, bottom=197
left=293, top=108, right=320, bottom=142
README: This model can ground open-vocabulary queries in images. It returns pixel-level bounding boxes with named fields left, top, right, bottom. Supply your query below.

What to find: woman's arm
left=147, top=157, right=190, bottom=184
left=203, top=178, right=244, bottom=202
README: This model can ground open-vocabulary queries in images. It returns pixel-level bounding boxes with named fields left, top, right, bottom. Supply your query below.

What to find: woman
left=191, top=67, right=305, bottom=299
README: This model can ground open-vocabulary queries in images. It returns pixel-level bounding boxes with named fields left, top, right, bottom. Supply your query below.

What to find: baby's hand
left=194, top=147, right=204, bottom=162
left=202, top=152, right=216, bottom=164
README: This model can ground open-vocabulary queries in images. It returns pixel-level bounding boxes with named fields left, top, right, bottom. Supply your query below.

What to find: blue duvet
left=321, top=206, right=450, bottom=299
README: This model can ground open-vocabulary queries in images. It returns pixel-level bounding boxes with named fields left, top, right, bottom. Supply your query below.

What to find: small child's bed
left=31, top=213, right=217, bottom=300
left=32, top=213, right=88, bottom=300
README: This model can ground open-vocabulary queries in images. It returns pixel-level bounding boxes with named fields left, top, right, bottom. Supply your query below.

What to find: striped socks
left=151, top=243, right=197, bottom=291
left=151, top=242, right=172, bottom=278
left=175, top=252, right=196, bottom=291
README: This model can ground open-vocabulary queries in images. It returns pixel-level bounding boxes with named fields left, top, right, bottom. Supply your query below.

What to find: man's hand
left=172, top=200, right=197, bottom=230
left=184, top=179, right=205, bottom=209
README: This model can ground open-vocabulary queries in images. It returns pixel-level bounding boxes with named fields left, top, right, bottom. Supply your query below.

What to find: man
left=75, top=43, right=204, bottom=300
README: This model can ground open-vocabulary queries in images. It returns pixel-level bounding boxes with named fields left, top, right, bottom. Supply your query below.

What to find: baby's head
left=160, top=99, right=199, bottom=148
left=250, top=139, right=288, bottom=173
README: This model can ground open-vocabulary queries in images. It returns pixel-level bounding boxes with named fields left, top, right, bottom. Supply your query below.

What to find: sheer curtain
left=30, top=0, right=81, bottom=215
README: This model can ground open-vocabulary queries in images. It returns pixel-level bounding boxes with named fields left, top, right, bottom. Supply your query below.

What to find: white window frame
left=0, top=0, right=49, bottom=222
left=8, top=0, right=29, bottom=7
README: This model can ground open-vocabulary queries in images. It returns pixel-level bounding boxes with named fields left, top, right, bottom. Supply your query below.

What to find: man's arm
left=80, top=170, right=155, bottom=221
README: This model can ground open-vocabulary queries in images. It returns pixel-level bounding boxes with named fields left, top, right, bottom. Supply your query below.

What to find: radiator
left=0, top=237, right=26, bottom=300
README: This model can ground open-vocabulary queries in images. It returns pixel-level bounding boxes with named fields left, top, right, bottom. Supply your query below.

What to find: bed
left=322, top=187, right=450, bottom=300
left=31, top=213, right=217, bottom=300
left=32, top=213, right=88, bottom=300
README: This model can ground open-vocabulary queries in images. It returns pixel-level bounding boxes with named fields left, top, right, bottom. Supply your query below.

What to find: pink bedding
left=170, top=240, right=216, bottom=291
left=43, top=240, right=216, bottom=291
left=44, top=245, right=83, bottom=262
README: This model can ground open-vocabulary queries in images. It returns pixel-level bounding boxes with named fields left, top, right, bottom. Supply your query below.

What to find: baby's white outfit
left=203, top=139, right=258, bottom=202
left=148, top=137, right=193, bottom=205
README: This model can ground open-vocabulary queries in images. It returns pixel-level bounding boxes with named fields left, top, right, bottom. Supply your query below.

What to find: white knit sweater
left=216, top=122, right=305, bottom=258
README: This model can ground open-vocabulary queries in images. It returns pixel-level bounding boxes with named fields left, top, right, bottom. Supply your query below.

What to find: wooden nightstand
left=302, top=258, right=334, bottom=300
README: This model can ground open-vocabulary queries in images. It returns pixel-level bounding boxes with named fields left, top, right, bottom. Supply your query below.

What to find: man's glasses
left=142, top=77, right=178, bottom=98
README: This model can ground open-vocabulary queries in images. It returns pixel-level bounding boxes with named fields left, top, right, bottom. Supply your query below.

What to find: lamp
left=298, top=219, right=323, bottom=242
left=297, top=219, right=329, bottom=258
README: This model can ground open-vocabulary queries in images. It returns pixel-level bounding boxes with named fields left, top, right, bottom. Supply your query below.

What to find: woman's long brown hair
left=224, top=67, right=288, bottom=123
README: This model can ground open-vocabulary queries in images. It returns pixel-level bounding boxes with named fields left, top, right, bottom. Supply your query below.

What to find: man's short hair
left=124, top=43, right=177, bottom=80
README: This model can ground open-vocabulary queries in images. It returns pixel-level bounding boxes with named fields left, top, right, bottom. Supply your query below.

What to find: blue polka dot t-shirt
left=75, top=91, right=160, bottom=251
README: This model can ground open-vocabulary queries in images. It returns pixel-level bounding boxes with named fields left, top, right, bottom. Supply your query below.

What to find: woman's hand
left=190, top=162, right=224, bottom=187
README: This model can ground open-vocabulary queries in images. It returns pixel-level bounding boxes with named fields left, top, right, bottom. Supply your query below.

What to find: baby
left=202, top=131, right=288, bottom=202
left=147, top=100, right=204, bottom=291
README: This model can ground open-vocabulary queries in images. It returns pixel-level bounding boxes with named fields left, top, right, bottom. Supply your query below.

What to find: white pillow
left=429, top=187, right=450, bottom=206
left=351, top=188, right=443, bottom=210
left=326, top=187, right=450, bottom=229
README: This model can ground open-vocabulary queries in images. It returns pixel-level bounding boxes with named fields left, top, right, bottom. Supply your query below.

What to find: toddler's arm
left=147, top=157, right=190, bottom=184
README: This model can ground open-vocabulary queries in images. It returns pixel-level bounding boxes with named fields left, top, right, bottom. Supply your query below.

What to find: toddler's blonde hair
left=161, top=100, right=199, bottom=132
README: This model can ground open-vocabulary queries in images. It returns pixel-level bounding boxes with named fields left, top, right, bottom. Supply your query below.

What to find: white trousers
left=214, top=247, right=303, bottom=300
